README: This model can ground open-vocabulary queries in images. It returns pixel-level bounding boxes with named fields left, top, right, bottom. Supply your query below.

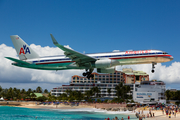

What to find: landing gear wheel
left=83, top=72, right=87, bottom=76
left=90, top=74, right=94, bottom=78
left=151, top=70, right=155, bottom=73
left=87, top=75, right=90, bottom=79
left=87, top=74, right=94, bottom=79
left=83, top=68, right=94, bottom=79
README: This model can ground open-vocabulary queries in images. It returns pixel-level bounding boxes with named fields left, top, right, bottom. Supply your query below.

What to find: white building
left=51, top=71, right=125, bottom=98
left=133, top=80, right=166, bottom=104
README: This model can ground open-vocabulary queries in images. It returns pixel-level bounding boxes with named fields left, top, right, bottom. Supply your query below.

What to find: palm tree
left=115, top=82, right=131, bottom=99
left=21, top=89, right=26, bottom=94
left=0, top=86, right=3, bottom=93
left=27, top=88, right=32, bottom=93
left=31, top=93, right=36, bottom=100
left=36, top=86, right=42, bottom=93
left=107, top=88, right=111, bottom=97
left=65, top=89, right=72, bottom=96
left=7, top=87, right=14, bottom=100
left=165, top=90, right=172, bottom=100
left=61, top=93, right=68, bottom=101
left=44, top=89, right=48, bottom=93
left=115, top=82, right=124, bottom=99
left=84, top=90, right=92, bottom=99
left=92, top=87, right=101, bottom=98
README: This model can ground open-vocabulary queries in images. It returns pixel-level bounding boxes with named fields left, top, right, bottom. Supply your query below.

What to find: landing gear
left=151, top=62, right=157, bottom=73
left=82, top=68, right=94, bottom=79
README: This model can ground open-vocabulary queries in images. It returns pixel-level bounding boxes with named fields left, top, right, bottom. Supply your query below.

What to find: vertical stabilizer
left=10, top=35, right=39, bottom=60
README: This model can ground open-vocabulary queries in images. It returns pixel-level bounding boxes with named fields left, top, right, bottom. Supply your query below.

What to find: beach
left=135, top=107, right=180, bottom=120
left=1, top=101, right=180, bottom=120
left=21, top=104, right=180, bottom=120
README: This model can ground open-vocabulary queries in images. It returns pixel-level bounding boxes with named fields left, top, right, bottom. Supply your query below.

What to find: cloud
left=0, top=43, right=179, bottom=90
left=0, top=44, right=83, bottom=84
left=117, top=62, right=180, bottom=84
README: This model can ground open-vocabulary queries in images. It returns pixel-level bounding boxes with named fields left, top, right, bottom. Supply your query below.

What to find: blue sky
left=0, top=0, right=180, bottom=90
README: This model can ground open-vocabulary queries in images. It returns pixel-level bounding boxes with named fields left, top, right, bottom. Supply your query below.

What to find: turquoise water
left=0, top=106, right=138, bottom=120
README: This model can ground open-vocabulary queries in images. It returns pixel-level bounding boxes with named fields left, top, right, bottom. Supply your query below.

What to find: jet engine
left=95, top=59, right=119, bottom=68
left=97, top=67, right=115, bottom=73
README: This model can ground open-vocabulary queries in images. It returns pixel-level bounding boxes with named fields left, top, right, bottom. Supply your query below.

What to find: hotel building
left=51, top=68, right=149, bottom=98
left=133, top=80, right=166, bottom=104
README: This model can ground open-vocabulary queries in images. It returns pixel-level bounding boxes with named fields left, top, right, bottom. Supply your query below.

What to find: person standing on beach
left=174, top=110, right=176, bottom=118
left=121, top=117, right=124, bottom=120
left=162, top=108, right=164, bottom=114
left=169, top=112, right=171, bottom=118
left=147, top=113, right=149, bottom=118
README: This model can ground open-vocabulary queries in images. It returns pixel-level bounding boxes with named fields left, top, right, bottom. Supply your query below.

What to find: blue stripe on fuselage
left=32, top=52, right=164, bottom=64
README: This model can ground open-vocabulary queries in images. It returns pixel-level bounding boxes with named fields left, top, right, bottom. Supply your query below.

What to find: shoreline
left=2, top=102, right=180, bottom=120
left=19, top=104, right=180, bottom=120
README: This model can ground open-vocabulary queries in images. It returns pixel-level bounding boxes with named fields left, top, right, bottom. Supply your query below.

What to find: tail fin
left=10, top=35, right=39, bottom=60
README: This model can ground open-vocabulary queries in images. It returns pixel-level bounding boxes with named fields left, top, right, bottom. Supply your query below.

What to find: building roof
left=30, top=93, right=43, bottom=98
left=122, top=68, right=148, bottom=76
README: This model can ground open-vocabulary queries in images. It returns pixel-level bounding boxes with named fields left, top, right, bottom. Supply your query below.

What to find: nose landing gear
left=151, top=62, right=157, bottom=73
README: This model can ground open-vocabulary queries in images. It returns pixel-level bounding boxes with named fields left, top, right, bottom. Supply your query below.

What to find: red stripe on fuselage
left=110, top=54, right=172, bottom=60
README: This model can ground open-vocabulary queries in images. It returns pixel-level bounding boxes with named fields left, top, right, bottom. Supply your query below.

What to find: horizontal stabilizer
left=5, top=57, right=30, bottom=64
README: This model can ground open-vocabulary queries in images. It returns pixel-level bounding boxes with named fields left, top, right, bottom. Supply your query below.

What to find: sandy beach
left=19, top=103, right=94, bottom=109
left=135, top=108, right=180, bottom=120
left=14, top=102, right=180, bottom=120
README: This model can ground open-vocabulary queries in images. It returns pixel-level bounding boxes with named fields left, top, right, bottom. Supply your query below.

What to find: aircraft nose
left=169, top=55, right=173, bottom=60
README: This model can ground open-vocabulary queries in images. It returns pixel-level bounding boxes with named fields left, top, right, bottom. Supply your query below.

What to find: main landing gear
left=151, top=62, right=157, bottom=73
left=82, top=69, right=94, bottom=79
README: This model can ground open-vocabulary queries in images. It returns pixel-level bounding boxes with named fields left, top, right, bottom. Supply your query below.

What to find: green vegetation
left=0, top=83, right=131, bottom=103
left=0, top=86, right=48, bottom=101
left=115, top=82, right=131, bottom=99
left=165, top=90, right=180, bottom=100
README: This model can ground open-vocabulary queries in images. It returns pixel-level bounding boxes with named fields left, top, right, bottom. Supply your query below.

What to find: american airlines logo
left=19, top=45, right=31, bottom=55
left=125, top=50, right=151, bottom=54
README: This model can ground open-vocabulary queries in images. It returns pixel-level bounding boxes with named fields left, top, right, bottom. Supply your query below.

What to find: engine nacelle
left=97, top=67, right=115, bottom=73
left=95, top=59, right=119, bottom=68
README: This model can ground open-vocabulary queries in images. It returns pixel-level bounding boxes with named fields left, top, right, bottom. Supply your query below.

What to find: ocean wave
left=51, top=108, right=136, bottom=115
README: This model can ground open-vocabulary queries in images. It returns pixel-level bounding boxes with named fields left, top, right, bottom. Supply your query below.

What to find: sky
left=0, top=0, right=180, bottom=91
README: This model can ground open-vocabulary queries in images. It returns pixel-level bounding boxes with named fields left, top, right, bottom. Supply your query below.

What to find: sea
left=0, top=106, right=139, bottom=120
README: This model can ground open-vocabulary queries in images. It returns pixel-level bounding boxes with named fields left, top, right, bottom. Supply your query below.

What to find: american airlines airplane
left=6, top=34, right=173, bottom=79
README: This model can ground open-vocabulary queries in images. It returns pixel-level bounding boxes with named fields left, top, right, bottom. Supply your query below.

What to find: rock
left=112, top=108, right=120, bottom=111
left=128, top=107, right=133, bottom=111
left=106, top=108, right=112, bottom=111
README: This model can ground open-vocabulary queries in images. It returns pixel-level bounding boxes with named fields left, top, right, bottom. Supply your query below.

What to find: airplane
left=6, top=34, right=173, bottom=79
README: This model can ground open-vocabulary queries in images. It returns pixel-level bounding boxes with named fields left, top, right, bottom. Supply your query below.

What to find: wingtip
left=50, top=34, right=58, bottom=45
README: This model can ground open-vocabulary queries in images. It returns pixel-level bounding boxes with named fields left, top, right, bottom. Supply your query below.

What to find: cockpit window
left=163, top=52, right=168, bottom=54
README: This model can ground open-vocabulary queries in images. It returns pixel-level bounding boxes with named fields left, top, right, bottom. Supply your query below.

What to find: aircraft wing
left=50, top=34, right=96, bottom=66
